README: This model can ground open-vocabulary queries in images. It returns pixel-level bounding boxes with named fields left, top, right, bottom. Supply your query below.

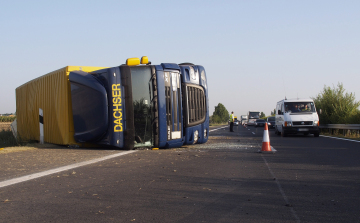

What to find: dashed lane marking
left=209, top=126, right=227, bottom=132
left=261, top=155, right=301, bottom=223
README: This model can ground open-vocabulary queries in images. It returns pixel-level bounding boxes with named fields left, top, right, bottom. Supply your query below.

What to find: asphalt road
left=0, top=125, right=359, bottom=223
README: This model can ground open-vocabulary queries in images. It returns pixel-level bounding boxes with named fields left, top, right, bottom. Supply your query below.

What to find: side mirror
left=277, top=110, right=281, bottom=115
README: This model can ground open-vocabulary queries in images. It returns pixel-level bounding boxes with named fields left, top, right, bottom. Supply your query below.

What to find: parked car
left=255, top=119, right=266, bottom=127
left=267, top=116, right=275, bottom=129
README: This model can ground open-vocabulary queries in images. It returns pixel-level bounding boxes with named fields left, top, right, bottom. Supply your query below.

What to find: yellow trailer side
left=16, top=66, right=107, bottom=146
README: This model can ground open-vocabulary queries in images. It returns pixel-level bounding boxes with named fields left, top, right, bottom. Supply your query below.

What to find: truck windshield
left=130, top=66, right=153, bottom=147
left=284, top=102, right=316, bottom=113
left=249, top=112, right=260, bottom=119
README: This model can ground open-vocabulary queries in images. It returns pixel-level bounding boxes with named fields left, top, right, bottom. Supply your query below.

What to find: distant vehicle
left=255, top=119, right=266, bottom=127
left=230, top=115, right=239, bottom=126
left=240, top=115, right=248, bottom=125
left=247, top=111, right=260, bottom=126
left=267, top=116, right=275, bottom=129
left=275, top=98, right=320, bottom=137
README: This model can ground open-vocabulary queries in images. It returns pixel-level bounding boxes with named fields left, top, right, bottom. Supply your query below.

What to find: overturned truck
left=15, top=57, right=209, bottom=149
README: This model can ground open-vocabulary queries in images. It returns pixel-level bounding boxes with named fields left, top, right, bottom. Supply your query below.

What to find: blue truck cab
left=68, top=57, right=208, bottom=149
left=179, top=63, right=209, bottom=145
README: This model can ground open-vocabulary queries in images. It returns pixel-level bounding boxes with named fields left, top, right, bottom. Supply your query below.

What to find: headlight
left=285, top=121, right=292, bottom=127
left=268, top=122, right=271, bottom=125
left=314, top=121, right=319, bottom=126
left=204, top=129, right=207, bottom=138
left=193, top=130, right=199, bottom=144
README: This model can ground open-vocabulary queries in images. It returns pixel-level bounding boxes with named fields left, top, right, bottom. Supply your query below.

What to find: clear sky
left=1, top=0, right=359, bottom=117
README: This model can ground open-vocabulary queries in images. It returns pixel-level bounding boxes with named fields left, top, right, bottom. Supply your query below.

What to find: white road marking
left=320, top=135, right=360, bottom=143
left=209, top=126, right=227, bottom=132
left=0, top=150, right=137, bottom=189
left=261, top=155, right=301, bottom=223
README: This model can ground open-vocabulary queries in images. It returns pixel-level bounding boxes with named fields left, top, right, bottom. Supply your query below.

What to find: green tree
left=212, top=103, right=229, bottom=123
left=210, top=115, right=222, bottom=124
left=349, top=110, right=360, bottom=124
left=260, top=112, right=265, bottom=118
left=271, top=109, right=276, bottom=116
left=313, top=83, right=360, bottom=124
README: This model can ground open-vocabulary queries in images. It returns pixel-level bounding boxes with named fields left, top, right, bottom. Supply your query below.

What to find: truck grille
left=165, top=86, right=172, bottom=137
left=186, top=85, right=206, bottom=126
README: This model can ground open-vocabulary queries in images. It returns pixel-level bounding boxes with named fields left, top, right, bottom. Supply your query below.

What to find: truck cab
left=69, top=57, right=209, bottom=149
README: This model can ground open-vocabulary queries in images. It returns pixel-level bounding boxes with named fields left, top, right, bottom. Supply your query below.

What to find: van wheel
left=281, top=129, right=287, bottom=137
left=314, top=132, right=319, bottom=137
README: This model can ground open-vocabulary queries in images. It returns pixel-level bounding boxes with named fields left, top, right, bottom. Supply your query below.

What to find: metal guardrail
left=319, top=124, right=360, bottom=130
left=319, top=124, right=360, bottom=137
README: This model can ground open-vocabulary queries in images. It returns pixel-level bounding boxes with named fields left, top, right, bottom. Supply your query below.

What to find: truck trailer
left=15, top=57, right=209, bottom=149
left=240, top=115, right=248, bottom=125
left=247, top=111, right=260, bottom=126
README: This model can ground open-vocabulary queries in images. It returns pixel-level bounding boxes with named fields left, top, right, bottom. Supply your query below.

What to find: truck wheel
left=314, top=132, right=319, bottom=137
left=281, top=128, right=287, bottom=137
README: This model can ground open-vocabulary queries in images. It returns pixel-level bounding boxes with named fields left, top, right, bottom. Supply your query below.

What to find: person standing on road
left=229, top=111, right=234, bottom=132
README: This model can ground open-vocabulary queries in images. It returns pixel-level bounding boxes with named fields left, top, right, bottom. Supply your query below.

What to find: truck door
left=164, top=71, right=182, bottom=140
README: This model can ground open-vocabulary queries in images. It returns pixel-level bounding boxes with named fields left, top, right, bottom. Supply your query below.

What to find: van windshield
left=284, top=102, right=316, bottom=113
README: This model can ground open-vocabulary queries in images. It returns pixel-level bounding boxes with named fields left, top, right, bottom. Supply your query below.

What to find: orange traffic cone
left=260, top=123, right=276, bottom=153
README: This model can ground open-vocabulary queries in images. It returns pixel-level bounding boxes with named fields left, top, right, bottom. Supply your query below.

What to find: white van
left=275, top=98, right=320, bottom=137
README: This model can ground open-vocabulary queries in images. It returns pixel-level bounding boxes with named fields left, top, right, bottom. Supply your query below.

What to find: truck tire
left=281, top=128, right=287, bottom=137
left=314, top=132, right=319, bottom=137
